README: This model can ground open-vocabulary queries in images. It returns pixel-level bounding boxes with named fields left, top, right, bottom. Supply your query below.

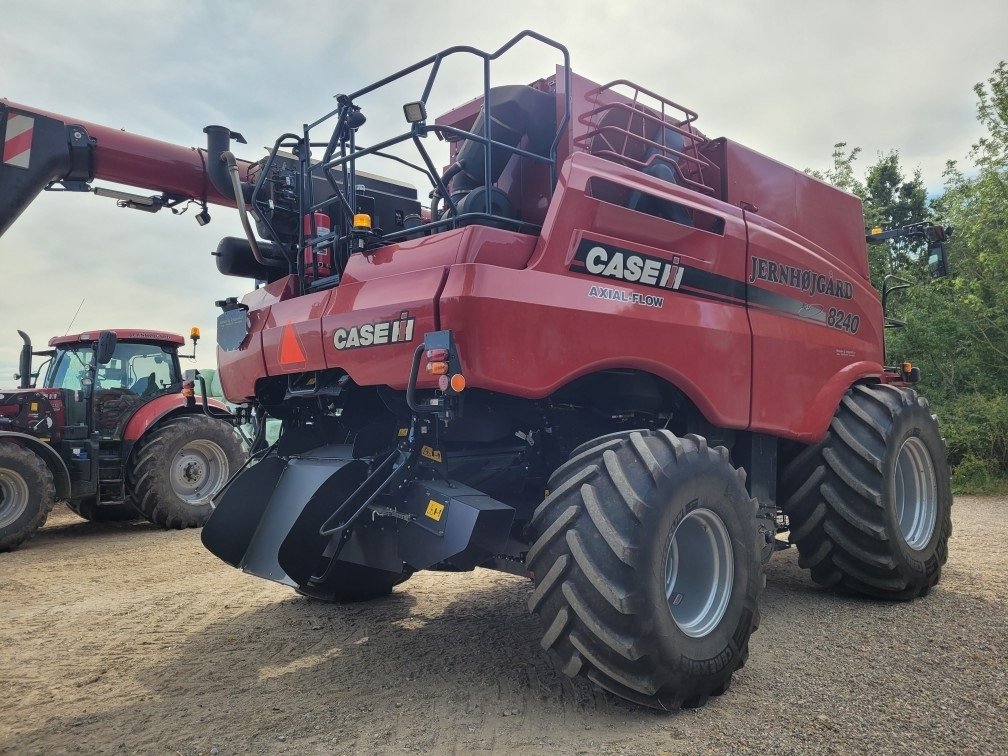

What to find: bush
left=937, top=393, right=1008, bottom=493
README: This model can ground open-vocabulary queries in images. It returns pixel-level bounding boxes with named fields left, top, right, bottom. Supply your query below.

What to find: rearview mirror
left=95, top=331, right=118, bottom=365
left=928, top=239, right=950, bottom=279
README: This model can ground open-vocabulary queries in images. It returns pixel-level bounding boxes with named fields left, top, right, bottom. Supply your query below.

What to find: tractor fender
left=0, top=431, right=71, bottom=501
left=121, top=395, right=230, bottom=443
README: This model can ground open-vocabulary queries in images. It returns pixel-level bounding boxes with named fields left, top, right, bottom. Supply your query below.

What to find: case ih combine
left=1, top=32, right=953, bottom=709
left=0, top=328, right=245, bottom=550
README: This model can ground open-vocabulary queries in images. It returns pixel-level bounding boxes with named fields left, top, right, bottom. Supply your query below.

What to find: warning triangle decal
left=279, top=322, right=307, bottom=366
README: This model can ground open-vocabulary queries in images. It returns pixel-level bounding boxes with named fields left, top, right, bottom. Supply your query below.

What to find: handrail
left=295, top=30, right=572, bottom=279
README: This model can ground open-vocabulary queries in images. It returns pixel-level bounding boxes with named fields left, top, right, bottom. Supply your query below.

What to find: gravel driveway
left=1, top=497, right=1005, bottom=754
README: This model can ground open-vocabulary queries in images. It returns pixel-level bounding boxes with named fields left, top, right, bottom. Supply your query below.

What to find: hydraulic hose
left=222, top=150, right=279, bottom=268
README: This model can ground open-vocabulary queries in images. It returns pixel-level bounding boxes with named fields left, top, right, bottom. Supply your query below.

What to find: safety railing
left=573, top=80, right=717, bottom=196
left=293, top=30, right=572, bottom=284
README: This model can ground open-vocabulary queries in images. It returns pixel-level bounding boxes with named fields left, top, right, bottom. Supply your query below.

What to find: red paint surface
left=121, top=395, right=229, bottom=442
left=5, top=100, right=252, bottom=207
left=49, top=329, right=185, bottom=347
left=212, top=71, right=885, bottom=444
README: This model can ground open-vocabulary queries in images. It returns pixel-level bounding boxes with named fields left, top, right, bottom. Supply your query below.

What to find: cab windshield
left=46, top=342, right=180, bottom=395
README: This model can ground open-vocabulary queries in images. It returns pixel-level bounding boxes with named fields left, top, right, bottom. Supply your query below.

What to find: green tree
left=891, top=61, right=1008, bottom=489
left=812, top=61, right=1008, bottom=491
left=809, top=146, right=929, bottom=284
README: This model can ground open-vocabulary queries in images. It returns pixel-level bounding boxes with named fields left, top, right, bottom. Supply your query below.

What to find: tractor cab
left=47, top=337, right=181, bottom=395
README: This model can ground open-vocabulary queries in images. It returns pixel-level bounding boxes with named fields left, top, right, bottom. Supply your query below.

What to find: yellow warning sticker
left=420, top=445, right=443, bottom=463
left=425, top=500, right=445, bottom=521
left=30, top=402, right=38, bottom=412
left=398, top=427, right=409, bottom=437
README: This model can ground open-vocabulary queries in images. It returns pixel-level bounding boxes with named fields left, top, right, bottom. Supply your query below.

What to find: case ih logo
left=3, top=113, right=34, bottom=169
left=570, top=239, right=685, bottom=291
left=333, top=313, right=415, bottom=350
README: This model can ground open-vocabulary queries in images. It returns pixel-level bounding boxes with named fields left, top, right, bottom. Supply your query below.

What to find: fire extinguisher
left=303, top=212, right=332, bottom=279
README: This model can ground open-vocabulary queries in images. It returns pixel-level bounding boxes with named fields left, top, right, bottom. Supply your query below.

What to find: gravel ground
left=0, top=496, right=1005, bottom=755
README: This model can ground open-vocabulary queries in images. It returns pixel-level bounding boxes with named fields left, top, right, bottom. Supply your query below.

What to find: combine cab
left=0, top=328, right=246, bottom=550
left=0, top=32, right=953, bottom=709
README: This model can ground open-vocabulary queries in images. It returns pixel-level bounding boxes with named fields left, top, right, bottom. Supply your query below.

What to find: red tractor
left=1, top=32, right=954, bottom=709
left=0, top=328, right=246, bottom=550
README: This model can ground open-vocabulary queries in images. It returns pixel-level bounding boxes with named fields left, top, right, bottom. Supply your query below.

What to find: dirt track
left=1, top=498, right=1006, bottom=755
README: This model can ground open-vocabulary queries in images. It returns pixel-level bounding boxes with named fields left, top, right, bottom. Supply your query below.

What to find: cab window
left=47, top=343, right=180, bottom=395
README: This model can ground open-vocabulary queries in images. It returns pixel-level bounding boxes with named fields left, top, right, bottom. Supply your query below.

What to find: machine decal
left=748, top=255, right=854, bottom=300
left=2, top=113, right=34, bottom=169
left=588, top=284, right=664, bottom=309
left=333, top=313, right=415, bottom=350
left=571, top=239, right=684, bottom=291
left=425, top=500, right=445, bottom=521
left=570, top=238, right=861, bottom=333
left=278, top=323, right=307, bottom=367
left=420, top=445, right=443, bottom=463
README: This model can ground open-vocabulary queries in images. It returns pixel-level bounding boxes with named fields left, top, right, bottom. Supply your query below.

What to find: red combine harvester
left=0, top=32, right=954, bottom=709
left=0, top=328, right=246, bottom=550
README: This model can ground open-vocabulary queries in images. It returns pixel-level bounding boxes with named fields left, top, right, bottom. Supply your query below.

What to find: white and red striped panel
left=3, top=112, right=34, bottom=169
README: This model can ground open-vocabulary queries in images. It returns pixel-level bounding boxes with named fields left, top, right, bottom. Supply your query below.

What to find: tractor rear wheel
left=781, top=384, right=952, bottom=600
left=66, top=498, right=141, bottom=522
left=0, top=444, right=57, bottom=552
left=129, top=415, right=245, bottom=529
left=527, top=430, right=762, bottom=710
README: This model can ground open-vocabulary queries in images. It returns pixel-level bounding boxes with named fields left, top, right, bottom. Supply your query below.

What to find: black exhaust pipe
left=17, top=330, right=32, bottom=389
left=203, top=125, right=250, bottom=203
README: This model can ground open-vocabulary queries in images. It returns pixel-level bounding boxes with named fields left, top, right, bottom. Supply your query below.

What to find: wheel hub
left=665, top=507, right=734, bottom=638
left=893, top=436, right=938, bottom=550
left=169, top=440, right=229, bottom=506
left=0, top=469, right=30, bottom=529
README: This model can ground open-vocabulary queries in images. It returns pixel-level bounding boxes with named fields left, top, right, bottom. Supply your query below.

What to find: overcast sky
left=1, top=0, right=1005, bottom=381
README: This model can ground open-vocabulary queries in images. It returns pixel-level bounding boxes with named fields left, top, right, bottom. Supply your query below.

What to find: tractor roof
left=49, top=329, right=185, bottom=347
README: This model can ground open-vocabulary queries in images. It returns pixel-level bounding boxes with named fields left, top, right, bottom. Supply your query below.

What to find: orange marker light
left=449, top=373, right=466, bottom=392
left=181, top=380, right=195, bottom=399
left=426, top=361, right=448, bottom=376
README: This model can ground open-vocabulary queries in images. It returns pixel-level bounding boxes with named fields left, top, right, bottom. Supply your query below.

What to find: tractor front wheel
left=129, top=415, right=246, bottom=529
left=0, top=444, right=57, bottom=552
left=527, top=430, right=762, bottom=710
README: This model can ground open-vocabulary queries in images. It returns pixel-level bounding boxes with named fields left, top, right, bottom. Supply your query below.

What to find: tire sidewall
left=133, top=416, right=245, bottom=524
left=642, top=453, right=760, bottom=677
left=881, top=402, right=952, bottom=577
left=0, top=448, right=52, bottom=544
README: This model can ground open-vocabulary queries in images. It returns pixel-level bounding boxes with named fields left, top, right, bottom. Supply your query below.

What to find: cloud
left=2, top=0, right=1005, bottom=379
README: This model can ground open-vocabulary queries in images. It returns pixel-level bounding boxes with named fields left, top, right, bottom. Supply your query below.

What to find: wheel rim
left=170, top=440, right=229, bottom=506
left=893, top=436, right=938, bottom=550
left=665, top=507, right=734, bottom=638
left=0, top=469, right=30, bottom=528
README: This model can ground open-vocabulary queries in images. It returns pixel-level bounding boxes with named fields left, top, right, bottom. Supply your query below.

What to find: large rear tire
left=129, top=414, right=246, bottom=529
left=0, top=444, right=57, bottom=552
left=781, top=384, right=952, bottom=600
left=527, top=430, right=762, bottom=710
